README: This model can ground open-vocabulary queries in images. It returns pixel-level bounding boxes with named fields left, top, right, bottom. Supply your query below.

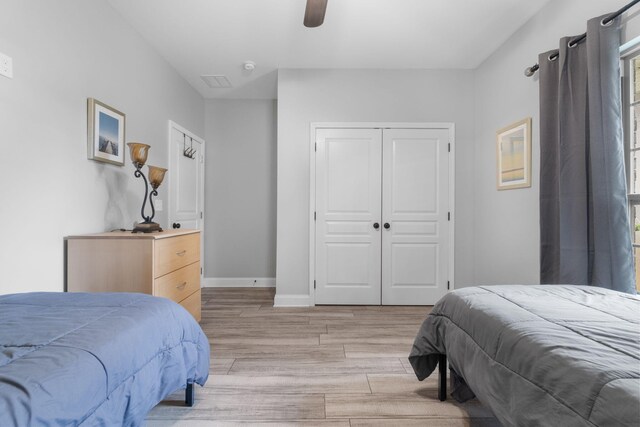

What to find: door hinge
left=201, top=267, right=203, bottom=275
left=200, top=211, right=203, bottom=219
left=448, top=143, right=450, bottom=152
left=315, top=142, right=317, bottom=152
left=448, top=212, right=450, bottom=221
left=447, top=281, right=450, bottom=290
left=314, top=211, right=316, bottom=221
left=314, top=280, right=316, bottom=290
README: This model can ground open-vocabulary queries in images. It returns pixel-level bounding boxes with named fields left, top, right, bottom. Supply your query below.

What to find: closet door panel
left=382, top=128, right=450, bottom=305
left=315, top=128, right=382, bottom=304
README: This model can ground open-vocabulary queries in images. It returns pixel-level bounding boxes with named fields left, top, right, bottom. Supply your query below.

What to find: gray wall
left=204, top=99, right=277, bottom=279
left=0, top=0, right=204, bottom=294
left=276, top=69, right=476, bottom=303
left=473, top=0, right=631, bottom=285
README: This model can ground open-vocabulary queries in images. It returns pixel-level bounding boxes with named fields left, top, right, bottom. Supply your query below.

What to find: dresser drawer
left=154, top=233, right=200, bottom=277
left=180, top=289, right=201, bottom=322
left=154, top=262, right=200, bottom=303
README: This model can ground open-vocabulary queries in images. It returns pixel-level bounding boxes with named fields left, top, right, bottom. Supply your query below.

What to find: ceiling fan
left=304, top=0, right=328, bottom=27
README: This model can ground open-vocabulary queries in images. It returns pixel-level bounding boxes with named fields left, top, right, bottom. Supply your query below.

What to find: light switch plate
left=0, top=52, right=13, bottom=79
left=155, top=199, right=163, bottom=211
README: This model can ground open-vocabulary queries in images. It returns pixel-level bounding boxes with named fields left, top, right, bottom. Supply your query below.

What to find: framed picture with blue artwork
left=87, top=98, right=126, bottom=166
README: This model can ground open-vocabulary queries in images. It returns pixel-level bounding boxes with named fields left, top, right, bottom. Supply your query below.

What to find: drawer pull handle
left=176, top=282, right=187, bottom=290
left=176, top=250, right=187, bottom=256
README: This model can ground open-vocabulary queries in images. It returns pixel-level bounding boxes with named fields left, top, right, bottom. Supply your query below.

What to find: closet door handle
left=373, top=222, right=380, bottom=229
left=384, top=223, right=390, bottom=229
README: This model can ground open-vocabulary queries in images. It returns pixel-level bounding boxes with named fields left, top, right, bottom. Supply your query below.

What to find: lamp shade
left=127, top=142, right=150, bottom=167
left=148, top=165, right=167, bottom=189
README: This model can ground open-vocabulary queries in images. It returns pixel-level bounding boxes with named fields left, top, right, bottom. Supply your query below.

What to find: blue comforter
left=0, top=292, right=210, bottom=426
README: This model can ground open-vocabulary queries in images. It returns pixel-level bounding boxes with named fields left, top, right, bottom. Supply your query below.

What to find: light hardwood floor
left=147, top=288, right=501, bottom=426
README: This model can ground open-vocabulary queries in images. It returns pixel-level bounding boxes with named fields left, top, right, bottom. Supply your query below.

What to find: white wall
left=204, top=99, right=277, bottom=282
left=0, top=0, right=204, bottom=294
left=473, top=0, right=633, bottom=285
left=276, top=69, right=475, bottom=304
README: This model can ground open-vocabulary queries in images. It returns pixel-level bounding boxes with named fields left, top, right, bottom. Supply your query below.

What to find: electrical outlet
left=0, top=52, right=13, bottom=79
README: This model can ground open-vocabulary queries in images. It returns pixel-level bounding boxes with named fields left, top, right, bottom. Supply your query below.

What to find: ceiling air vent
left=200, top=75, right=232, bottom=88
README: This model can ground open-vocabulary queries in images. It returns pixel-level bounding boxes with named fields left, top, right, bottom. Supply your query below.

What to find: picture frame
left=87, top=98, right=126, bottom=166
left=496, top=117, right=532, bottom=190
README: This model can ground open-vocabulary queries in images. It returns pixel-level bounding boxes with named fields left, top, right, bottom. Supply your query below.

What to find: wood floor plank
left=400, top=357, right=416, bottom=374
left=324, top=328, right=419, bottom=338
left=202, top=324, right=328, bottom=335
left=203, top=317, right=312, bottom=327
left=349, top=419, right=502, bottom=427
left=148, top=393, right=325, bottom=420
left=327, top=325, right=420, bottom=334
left=200, top=309, right=246, bottom=318
left=309, top=318, right=427, bottom=326
left=344, top=344, right=412, bottom=359
left=200, top=307, right=262, bottom=317
left=148, top=420, right=350, bottom=427
left=229, top=358, right=405, bottom=376
left=206, top=331, right=325, bottom=340
left=209, top=315, right=312, bottom=324
left=325, top=394, right=495, bottom=419
left=367, top=374, right=437, bottom=394
left=211, top=344, right=344, bottom=360
left=204, top=374, right=371, bottom=394
left=320, top=334, right=415, bottom=345
left=212, top=336, right=320, bottom=346
left=211, top=358, right=235, bottom=375
left=240, top=310, right=354, bottom=319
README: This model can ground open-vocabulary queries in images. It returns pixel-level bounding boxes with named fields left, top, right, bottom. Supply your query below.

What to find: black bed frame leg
left=438, top=354, right=447, bottom=401
left=185, top=382, right=194, bottom=407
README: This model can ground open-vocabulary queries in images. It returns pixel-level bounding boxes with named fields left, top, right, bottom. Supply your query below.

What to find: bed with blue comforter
left=0, top=292, right=210, bottom=426
left=409, top=285, right=640, bottom=427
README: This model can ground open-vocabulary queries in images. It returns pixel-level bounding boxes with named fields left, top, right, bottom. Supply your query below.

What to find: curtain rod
left=524, top=0, right=640, bottom=77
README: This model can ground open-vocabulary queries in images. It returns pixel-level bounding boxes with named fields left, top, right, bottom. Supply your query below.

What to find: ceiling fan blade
left=304, top=0, right=328, bottom=28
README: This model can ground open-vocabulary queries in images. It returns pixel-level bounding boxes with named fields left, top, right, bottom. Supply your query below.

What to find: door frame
left=167, top=120, right=206, bottom=282
left=308, top=122, right=455, bottom=306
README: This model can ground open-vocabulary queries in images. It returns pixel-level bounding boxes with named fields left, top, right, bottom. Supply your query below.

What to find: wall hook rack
left=183, top=134, right=196, bottom=159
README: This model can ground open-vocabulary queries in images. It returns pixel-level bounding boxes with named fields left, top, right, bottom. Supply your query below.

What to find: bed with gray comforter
left=409, top=285, right=640, bottom=427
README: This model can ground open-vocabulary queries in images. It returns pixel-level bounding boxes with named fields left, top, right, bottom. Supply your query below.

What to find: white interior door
left=168, top=121, right=204, bottom=232
left=315, top=128, right=382, bottom=305
left=381, top=128, right=450, bottom=305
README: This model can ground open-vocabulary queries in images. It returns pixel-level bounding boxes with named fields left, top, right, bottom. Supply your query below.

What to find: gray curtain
left=539, top=15, right=635, bottom=294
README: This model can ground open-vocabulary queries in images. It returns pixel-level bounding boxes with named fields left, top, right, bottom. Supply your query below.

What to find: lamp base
left=132, top=222, right=163, bottom=233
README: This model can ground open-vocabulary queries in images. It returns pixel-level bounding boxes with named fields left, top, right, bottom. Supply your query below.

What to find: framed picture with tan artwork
left=496, top=117, right=531, bottom=190
left=87, top=98, right=126, bottom=166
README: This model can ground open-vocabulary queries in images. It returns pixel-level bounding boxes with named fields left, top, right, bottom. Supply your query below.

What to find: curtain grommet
left=601, top=17, right=614, bottom=27
left=548, top=53, right=558, bottom=62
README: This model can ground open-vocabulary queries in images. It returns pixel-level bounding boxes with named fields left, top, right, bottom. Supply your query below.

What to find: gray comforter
left=409, top=285, right=640, bottom=427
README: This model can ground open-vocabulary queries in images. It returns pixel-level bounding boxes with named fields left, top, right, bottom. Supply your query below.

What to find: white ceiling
left=107, top=0, right=551, bottom=99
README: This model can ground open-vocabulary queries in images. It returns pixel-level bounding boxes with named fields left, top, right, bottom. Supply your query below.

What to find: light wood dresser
left=65, top=229, right=201, bottom=321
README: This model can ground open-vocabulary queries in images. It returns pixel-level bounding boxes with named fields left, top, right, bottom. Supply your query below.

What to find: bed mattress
left=0, top=292, right=210, bottom=426
left=409, top=285, right=640, bottom=427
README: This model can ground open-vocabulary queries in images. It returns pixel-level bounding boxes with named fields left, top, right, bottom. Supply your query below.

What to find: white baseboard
left=273, top=293, right=312, bottom=307
left=203, top=277, right=275, bottom=288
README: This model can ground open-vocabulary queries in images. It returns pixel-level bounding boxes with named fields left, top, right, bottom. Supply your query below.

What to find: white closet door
left=381, top=128, right=450, bottom=305
left=315, top=128, right=382, bottom=305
